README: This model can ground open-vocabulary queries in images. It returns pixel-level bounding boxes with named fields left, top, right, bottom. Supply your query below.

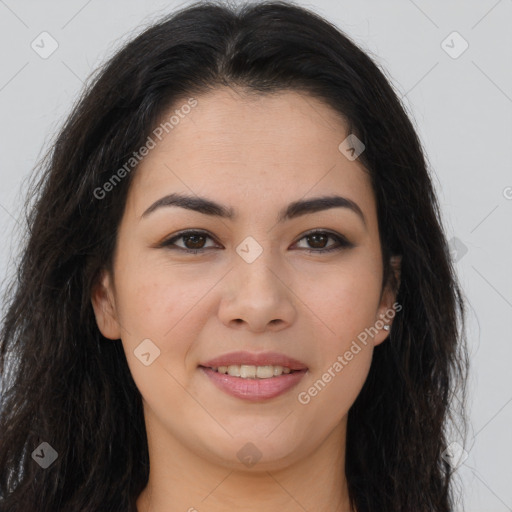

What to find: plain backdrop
left=0, top=1, right=511, bottom=511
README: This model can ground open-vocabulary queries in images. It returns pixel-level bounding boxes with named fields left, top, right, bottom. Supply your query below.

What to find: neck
left=136, top=410, right=353, bottom=512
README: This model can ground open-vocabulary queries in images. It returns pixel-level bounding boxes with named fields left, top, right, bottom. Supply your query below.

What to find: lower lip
left=199, top=367, right=308, bottom=402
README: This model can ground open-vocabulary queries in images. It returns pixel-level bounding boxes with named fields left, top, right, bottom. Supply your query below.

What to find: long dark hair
left=0, top=1, right=469, bottom=510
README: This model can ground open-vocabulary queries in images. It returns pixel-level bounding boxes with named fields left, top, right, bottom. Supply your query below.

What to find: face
left=92, top=87, right=400, bottom=471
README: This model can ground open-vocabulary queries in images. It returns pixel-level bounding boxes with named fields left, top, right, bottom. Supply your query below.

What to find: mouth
left=198, top=365, right=308, bottom=402
left=197, top=351, right=309, bottom=401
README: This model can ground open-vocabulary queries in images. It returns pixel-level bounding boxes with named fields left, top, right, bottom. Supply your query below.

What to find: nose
left=218, top=256, right=297, bottom=333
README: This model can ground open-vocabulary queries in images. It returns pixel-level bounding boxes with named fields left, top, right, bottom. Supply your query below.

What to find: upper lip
left=199, top=351, right=308, bottom=370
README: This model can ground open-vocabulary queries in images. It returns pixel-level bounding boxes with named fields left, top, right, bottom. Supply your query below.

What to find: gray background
left=0, top=1, right=511, bottom=510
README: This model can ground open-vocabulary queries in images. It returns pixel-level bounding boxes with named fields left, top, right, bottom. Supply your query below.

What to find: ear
left=373, top=255, right=402, bottom=347
left=91, top=269, right=122, bottom=340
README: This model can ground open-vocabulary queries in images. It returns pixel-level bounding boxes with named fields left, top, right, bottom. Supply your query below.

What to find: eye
left=293, top=230, right=353, bottom=254
left=159, top=230, right=219, bottom=254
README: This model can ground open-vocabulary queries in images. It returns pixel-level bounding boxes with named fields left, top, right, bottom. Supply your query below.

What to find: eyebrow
left=140, top=192, right=366, bottom=227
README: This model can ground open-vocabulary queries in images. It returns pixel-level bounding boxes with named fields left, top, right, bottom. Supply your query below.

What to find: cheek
left=113, top=257, right=221, bottom=371
left=297, top=275, right=376, bottom=418
left=296, top=258, right=381, bottom=404
left=113, top=248, right=208, bottom=333
left=304, top=258, right=382, bottom=342
left=114, top=267, right=211, bottom=412
left=297, top=344, right=373, bottom=433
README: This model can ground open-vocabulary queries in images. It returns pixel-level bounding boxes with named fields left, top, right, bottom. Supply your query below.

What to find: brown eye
left=182, top=233, right=207, bottom=249
left=160, top=230, right=219, bottom=253
left=306, top=232, right=329, bottom=249
left=293, top=230, right=353, bottom=254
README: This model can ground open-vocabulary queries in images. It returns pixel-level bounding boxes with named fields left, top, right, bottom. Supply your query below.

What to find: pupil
left=309, top=233, right=327, bottom=248
left=185, top=234, right=205, bottom=249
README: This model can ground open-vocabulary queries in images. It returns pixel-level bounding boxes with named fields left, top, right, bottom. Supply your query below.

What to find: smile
left=199, top=366, right=308, bottom=402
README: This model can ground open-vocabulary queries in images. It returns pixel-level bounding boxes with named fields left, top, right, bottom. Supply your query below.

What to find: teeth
left=213, top=364, right=293, bottom=378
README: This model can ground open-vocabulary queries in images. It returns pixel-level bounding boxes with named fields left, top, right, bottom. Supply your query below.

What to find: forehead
left=126, top=87, right=375, bottom=224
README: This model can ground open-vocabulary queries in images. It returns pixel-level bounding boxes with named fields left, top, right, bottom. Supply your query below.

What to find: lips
left=199, top=366, right=307, bottom=401
left=198, top=350, right=308, bottom=371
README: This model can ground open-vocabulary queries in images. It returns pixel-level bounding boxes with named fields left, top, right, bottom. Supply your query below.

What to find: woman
left=0, top=1, right=469, bottom=511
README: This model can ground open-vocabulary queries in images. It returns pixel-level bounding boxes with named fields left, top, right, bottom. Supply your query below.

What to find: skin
left=91, top=86, right=401, bottom=512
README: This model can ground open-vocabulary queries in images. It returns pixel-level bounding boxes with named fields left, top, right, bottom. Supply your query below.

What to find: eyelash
left=159, top=229, right=352, bottom=255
